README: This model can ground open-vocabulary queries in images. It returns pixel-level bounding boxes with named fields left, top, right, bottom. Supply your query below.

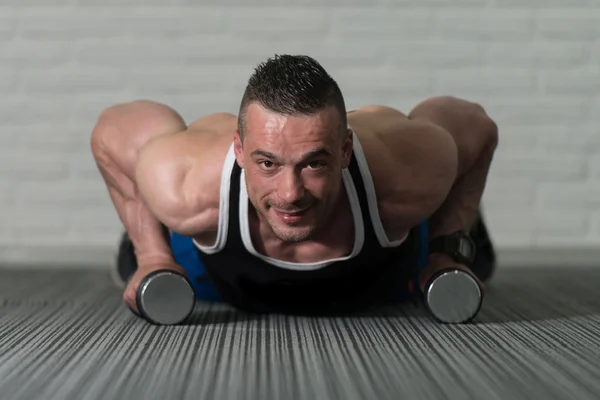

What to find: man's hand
left=418, top=253, right=485, bottom=295
left=124, top=262, right=188, bottom=314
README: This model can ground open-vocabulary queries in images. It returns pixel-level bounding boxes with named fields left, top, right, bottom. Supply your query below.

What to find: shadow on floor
left=253, top=266, right=600, bottom=326
left=472, top=268, right=600, bottom=324
left=3, top=266, right=600, bottom=327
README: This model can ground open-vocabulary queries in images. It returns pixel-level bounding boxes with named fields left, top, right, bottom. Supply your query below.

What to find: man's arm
left=408, top=96, right=499, bottom=288
left=135, top=131, right=224, bottom=238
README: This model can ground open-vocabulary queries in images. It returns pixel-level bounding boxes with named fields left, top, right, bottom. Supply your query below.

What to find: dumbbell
left=128, top=269, right=196, bottom=325
left=423, top=268, right=483, bottom=324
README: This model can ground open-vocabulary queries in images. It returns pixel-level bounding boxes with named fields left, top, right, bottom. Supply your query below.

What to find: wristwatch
left=428, top=231, right=476, bottom=265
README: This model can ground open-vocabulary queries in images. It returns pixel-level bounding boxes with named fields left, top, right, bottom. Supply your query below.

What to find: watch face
left=458, top=236, right=474, bottom=258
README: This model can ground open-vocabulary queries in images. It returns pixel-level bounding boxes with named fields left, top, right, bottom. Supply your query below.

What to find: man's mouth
left=273, top=207, right=310, bottom=222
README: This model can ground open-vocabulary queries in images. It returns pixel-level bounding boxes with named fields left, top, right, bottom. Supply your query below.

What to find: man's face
left=234, top=103, right=352, bottom=243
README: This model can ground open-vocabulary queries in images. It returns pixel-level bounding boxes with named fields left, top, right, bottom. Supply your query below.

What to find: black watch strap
left=429, top=234, right=459, bottom=256
left=428, top=231, right=476, bottom=264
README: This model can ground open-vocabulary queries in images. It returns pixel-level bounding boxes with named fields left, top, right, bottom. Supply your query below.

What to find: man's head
left=234, top=54, right=353, bottom=243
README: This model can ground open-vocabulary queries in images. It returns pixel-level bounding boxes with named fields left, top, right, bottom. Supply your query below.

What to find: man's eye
left=307, top=161, right=325, bottom=169
left=259, top=161, right=275, bottom=169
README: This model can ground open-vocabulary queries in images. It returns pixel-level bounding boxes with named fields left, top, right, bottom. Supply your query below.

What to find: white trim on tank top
left=238, top=166, right=365, bottom=271
left=350, top=132, right=409, bottom=247
left=192, top=129, right=408, bottom=262
left=192, top=144, right=236, bottom=254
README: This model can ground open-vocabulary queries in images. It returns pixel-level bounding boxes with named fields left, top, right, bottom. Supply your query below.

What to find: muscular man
left=92, top=54, right=498, bottom=317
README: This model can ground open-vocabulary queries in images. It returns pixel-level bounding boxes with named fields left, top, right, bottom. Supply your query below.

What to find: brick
left=0, top=42, right=70, bottom=68
left=534, top=234, right=596, bottom=247
left=489, top=126, right=537, bottom=152
left=2, top=124, right=81, bottom=151
left=73, top=38, right=269, bottom=67
left=65, top=209, right=122, bottom=232
left=126, top=7, right=224, bottom=38
left=586, top=155, right=600, bottom=178
left=536, top=182, right=600, bottom=208
left=71, top=96, right=134, bottom=123
left=537, top=125, right=600, bottom=155
left=225, top=8, right=329, bottom=39
left=0, top=150, right=69, bottom=180
left=389, top=41, right=484, bottom=69
left=180, top=0, right=390, bottom=5
left=0, top=68, right=18, bottom=93
left=536, top=10, right=600, bottom=41
left=0, top=9, right=16, bottom=40
left=125, top=66, right=247, bottom=95
left=0, top=211, right=68, bottom=240
left=492, top=153, right=586, bottom=180
left=328, top=9, right=433, bottom=38
left=493, top=0, right=591, bottom=7
left=540, top=69, right=600, bottom=95
left=587, top=97, right=600, bottom=124
left=482, top=177, right=536, bottom=207
left=486, top=208, right=588, bottom=234
left=0, top=210, right=66, bottom=230
left=77, top=0, right=183, bottom=6
left=590, top=211, right=600, bottom=235
left=0, top=97, right=74, bottom=125
left=486, top=42, right=587, bottom=68
left=14, top=181, right=110, bottom=209
left=21, top=67, right=125, bottom=95
left=2, top=0, right=70, bottom=5
left=161, top=95, right=240, bottom=119
left=483, top=98, right=587, bottom=126
left=387, top=0, right=487, bottom=6
left=434, top=10, right=534, bottom=41
left=0, top=181, right=16, bottom=208
left=67, top=154, right=103, bottom=180
left=294, top=42, right=391, bottom=68
left=487, top=232, right=535, bottom=248
left=19, top=9, right=129, bottom=40
left=434, top=69, right=536, bottom=96
left=333, top=69, right=435, bottom=95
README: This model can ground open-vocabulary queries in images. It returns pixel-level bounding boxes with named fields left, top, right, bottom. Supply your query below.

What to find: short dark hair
left=238, top=54, right=347, bottom=141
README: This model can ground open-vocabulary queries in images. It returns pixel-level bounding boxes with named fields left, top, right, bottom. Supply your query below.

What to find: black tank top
left=195, top=133, right=419, bottom=314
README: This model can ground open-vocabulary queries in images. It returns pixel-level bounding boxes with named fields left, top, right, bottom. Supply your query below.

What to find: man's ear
left=341, top=128, right=353, bottom=168
left=233, top=129, right=245, bottom=168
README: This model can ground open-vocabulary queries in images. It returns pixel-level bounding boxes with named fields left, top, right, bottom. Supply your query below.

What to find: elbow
left=482, top=115, right=499, bottom=152
left=472, top=102, right=499, bottom=152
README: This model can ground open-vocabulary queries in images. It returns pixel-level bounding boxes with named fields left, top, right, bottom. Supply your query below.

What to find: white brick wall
left=1, top=1, right=599, bottom=266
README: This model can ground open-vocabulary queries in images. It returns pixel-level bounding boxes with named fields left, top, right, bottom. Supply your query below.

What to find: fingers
left=123, top=284, right=139, bottom=314
left=122, top=262, right=189, bottom=316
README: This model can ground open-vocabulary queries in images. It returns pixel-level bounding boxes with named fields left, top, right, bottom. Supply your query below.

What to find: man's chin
left=270, top=224, right=315, bottom=243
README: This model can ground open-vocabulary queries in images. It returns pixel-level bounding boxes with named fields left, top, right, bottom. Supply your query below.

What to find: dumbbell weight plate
left=135, top=270, right=196, bottom=325
left=424, top=269, right=482, bottom=324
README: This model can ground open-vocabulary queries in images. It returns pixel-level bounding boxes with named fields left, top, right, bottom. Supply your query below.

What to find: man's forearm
left=426, top=134, right=496, bottom=270
left=427, top=163, right=489, bottom=239
left=113, top=188, right=175, bottom=269
left=129, top=204, right=174, bottom=268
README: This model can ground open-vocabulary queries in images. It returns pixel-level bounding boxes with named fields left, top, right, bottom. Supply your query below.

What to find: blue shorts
left=169, top=220, right=430, bottom=303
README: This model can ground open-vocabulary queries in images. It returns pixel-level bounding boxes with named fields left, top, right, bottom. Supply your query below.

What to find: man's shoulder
left=349, top=106, right=458, bottom=228
left=137, top=114, right=237, bottom=236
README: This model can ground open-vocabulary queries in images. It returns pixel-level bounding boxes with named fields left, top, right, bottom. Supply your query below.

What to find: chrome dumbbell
left=423, top=268, right=483, bottom=324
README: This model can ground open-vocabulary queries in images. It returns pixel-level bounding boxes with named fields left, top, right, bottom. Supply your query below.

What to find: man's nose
left=277, top=169, right=305, bottom=203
